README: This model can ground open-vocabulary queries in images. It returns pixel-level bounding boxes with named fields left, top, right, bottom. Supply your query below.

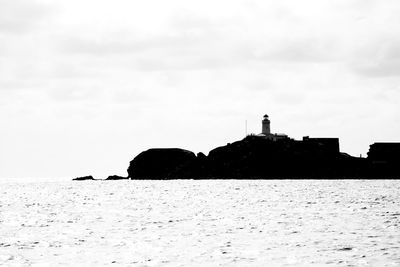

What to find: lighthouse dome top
left=263, top=114, right=269, bottom=119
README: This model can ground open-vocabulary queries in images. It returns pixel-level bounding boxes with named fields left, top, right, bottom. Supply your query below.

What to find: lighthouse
left=262, top=114, right=271, bottom=135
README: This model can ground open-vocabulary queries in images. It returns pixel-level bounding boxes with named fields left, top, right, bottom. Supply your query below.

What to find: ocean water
left=0, top=180, right=399, bottom=267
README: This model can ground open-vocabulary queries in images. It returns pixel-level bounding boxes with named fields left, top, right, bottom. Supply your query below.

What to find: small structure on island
left=262, top=114, right=271, bottom=135
left=254, top=114, right=339, bottom=153
left=257, top=114, right=288, bottom=141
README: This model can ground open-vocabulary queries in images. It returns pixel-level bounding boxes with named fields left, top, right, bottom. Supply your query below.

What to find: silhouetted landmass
left=367, top=143, right=400, bottom=178
left=126, top=136, right=400, bottom=179
left=105, top=175, right=129, bottom=180
left=72, top=136, right=400, bottom=180
left=73, top=114, right=400, bottom=180
left=127, top=148, right=197, bottom=179
left=72, top=113, right=400, bottom=180
left=73, top=175, right=95, bottom=181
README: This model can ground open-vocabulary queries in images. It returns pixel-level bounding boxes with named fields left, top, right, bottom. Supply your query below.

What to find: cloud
left=0, top=0, right=52, bottom=34
left=46, top=86, right=104, bottom=102
left=354, top=40, right=400, bottom=77
left=249, top=38, right=338, bottom=63
left=58, top=32, right=335, bottom=74
left=53, top=2, right=363, bottom=74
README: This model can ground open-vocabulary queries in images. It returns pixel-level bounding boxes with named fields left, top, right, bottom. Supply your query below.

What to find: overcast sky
left=1, top=0, right=400, bottom=181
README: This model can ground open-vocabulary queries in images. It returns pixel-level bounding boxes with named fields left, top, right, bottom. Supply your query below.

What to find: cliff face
left=127, top=136, right=375, bottom=179
left=205, top=136, right=364, bottom=178
left=127, top=148, right=197, bottom=179
left=368, top=143, right=400, bottom=163
left=367, top=143, right=400, bottom=177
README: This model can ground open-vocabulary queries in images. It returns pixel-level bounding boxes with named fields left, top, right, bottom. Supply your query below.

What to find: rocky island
left=126, top=115, right=399, bottom=179
left=75, top=115, right=400, bottom=180
left=72, top=175, right=96, bottom=181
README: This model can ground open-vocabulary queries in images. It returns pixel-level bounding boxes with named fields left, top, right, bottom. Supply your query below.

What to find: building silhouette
left=257, top=114, right=288, bottom=141
left=255, top=114, right=339, bottom=153
left=262, top=114, right=271, bottom=135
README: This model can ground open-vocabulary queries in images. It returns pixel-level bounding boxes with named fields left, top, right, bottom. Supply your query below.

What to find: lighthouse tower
left=262, top=114, right=271, bottom=135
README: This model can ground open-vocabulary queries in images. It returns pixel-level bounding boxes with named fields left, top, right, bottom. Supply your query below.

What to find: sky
left=1, top=0, right=400, bottom=181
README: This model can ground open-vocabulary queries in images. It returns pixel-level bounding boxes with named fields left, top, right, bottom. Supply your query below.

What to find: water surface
left=0, top=180, right=399, bottom=266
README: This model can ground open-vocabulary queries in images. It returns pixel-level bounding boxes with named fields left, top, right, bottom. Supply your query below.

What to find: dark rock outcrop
left=122, top=137, right=400, bottom=180
left=73, top=175, right=95, bottom=181
left=105, top=175, right=129, bottom=180
left=126, top=136, right=377, bottom=179
left=367, top=143, right=400, bottom=178
left=127, top=148, right=197, bottom=179
left=204, top=135, right=365, bottom=179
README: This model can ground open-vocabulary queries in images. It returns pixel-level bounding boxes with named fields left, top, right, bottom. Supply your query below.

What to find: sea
left=0, top=180, right=399, bottom=267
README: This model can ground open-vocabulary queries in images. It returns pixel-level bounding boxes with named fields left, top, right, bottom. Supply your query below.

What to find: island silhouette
left=74, top=115, right=400, bottom=180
